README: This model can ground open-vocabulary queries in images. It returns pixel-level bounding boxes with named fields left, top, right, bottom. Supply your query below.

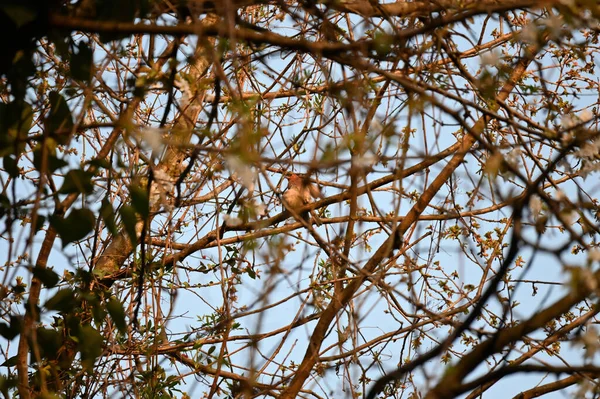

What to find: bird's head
left=288, top=173, right=303, bottom=188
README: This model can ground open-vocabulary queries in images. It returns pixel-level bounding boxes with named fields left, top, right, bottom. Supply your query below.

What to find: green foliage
left=0, top=3, right=38, bottom=28
left=70, top=41, right=93, bottom=82
left=44, top=91, right=74, bottom=145
left=106, top=298, right=126, bottom=333
left=0, top=374, right=17, bottom=398
left=372, top=32, right=394, bottom=57
left=0, top=101, right=33, bottom=157
left=35, top=327, right=62, bottom=361
left=0, top=2, right=41, bottom=99
left=77, top=325, right=104, bottom=370
left=59, top=169, right=95, bottom=194
left=96, top=0, right=150, bottom=42
left=32, top=266, right=59, bottom=288
left=44, top=288, right=75, bottom=312
left=2, top=156, right=19, bottom=178
left=49, top=208, right=95, bottom=247
left=29, top=277, right=130, bottom=378
left=119, top=204, right=138, bottom=246
left=100, top=198, right=118, bottom=235
left=130, top=183, right=149, bottom=219
left=0, top=315, right=22, bottom=340
left=32, top=143, right=69, bottom=173
left=136, top=366, right=184, bottom=399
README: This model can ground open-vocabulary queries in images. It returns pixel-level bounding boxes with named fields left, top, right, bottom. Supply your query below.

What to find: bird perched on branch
left=283, top=173, right=323, bottom=226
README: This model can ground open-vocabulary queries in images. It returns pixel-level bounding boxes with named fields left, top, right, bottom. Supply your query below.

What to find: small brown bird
left=283, top=173, right=323, bottom=226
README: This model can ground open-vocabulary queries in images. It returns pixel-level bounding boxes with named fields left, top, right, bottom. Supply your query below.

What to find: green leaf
left=0, top=373, right=17, bottom=397
left=86, top=158, right=111, bottom=170
left=2, top=156, right=18, bottom=177
left=63, top=313, right=82, bottom=334
left=33, top=215, right=46, bottom=233
left=35, top=327, right=62, bottom=360
left=49, top=208, right=95, bottom=247
left=91, top=300, right=106, bottom=325
left=70, top=41, right=93, bottom=82
left=44, top=289, right=75, bottom=311
left=38, top=393, right=62, bottom=399
left=47, top=30, right=70, bottom=59
left=100, top=198, right=118, bottom=235
left=0, top=355, right=18, bottom=367
left=32, top=266, right=59, bottom=288
left=59, top=169, right=94, bottom=194
left=0, top=315, right=22, bottom=340
left=6, top=49, right=36, bottom=101
left=119, top=205, right=138, bottom=246
left=77, top=325, right=104, bottom=370
left=75, top=268, right=94, bottom=285
left=96, top=0, right=148, bottom=42
left=0, top=101, right=33, bottom=157
left=130, top=184, right=149, bottom=219
left=45, top=91, right=73, bottom=145
left=0, top=193, right=9, bottom=221
left=32, top=144, right=68, bottom=173
left=0, top=5, right=38, bottom=28
left=106, top=298, right=126, bottom=333
left=0, top=193, right=9, bottom=210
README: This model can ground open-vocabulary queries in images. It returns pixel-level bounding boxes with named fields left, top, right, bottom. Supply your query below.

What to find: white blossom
left=137, top=127, right=165, bottom=159
left=529, top=195, right=542, bottom=216
left=505, top=148, right=522, bottom=167
left=178, top=76, right=193, bottom=102
left=481, top=51, right=500, bottom=67
left=561, top=114, right=578, bottom=130
left=153, top=169, right=174, bottom=193
left=352, top=152, right=377, bottom=169
left=574, top=141, right=600, bottom=158
left=580, top=109, right=594, bottom=123
left=582, top=325, right=600, bottom=358
left=520, top=23, right=539, bottom=45
left=253, top=202, right=267, bottom=217
left=226, top=156, right=256, bottom=195
left=369, top=119, right=384, bottom=134
left=223, top=215, right=243, bottom=227
left=543, top=15, right=564, bottom=38
left=578, top=160, right=600, bottom=179
left=561, top=132, right=574, bottom=148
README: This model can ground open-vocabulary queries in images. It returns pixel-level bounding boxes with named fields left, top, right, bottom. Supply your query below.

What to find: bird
left=282, top=173, right=323, bottom=226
